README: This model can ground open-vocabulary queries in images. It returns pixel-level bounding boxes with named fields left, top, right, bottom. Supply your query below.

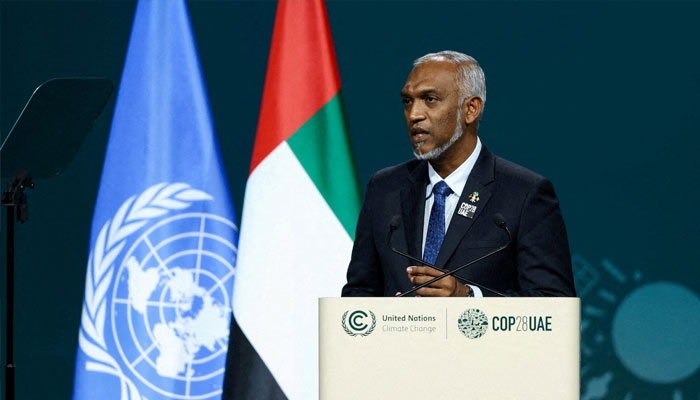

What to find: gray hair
left=413, top=50, right=486, bottom=111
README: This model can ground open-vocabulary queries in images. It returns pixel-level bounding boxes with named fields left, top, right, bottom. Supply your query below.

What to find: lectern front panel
left=319, top=297, right=580, bottom=400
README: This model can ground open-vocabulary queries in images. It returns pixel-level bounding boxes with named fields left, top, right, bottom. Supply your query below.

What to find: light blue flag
left=72, top=1, right=237, bottom=399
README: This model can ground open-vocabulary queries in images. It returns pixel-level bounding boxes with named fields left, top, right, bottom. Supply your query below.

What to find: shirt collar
left=426, top=137, right=482, bottom=199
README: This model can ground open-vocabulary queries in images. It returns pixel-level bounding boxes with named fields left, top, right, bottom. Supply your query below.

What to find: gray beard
left=413, top=108, right=463, bottom=160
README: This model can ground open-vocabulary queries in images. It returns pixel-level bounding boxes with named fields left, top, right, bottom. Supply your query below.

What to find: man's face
left=401, top=61, right=462, bottom=159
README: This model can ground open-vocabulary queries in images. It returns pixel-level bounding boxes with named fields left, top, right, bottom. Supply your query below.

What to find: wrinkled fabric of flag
left=72, top=1, right=237, bottom=399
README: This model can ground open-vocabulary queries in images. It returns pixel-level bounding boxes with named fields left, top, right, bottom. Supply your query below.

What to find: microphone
left=398, top=214, right=510, bottom=297
left=387, top=215, right=433, bottom=267
left=387, top=215, right=507, bottom=297
left=493, top=213, right=509, bottom=232
left=389, top=215, right=401, bottom=232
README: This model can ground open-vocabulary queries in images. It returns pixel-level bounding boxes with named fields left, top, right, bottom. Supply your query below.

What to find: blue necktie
left=423, top=181, right=453, bottom=265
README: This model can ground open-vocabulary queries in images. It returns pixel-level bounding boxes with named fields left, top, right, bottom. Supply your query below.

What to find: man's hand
left=406, top=266, right=471, bottom=297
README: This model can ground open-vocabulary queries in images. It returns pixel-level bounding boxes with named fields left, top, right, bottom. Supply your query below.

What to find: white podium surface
left=319, top=297, right=580, bottom=400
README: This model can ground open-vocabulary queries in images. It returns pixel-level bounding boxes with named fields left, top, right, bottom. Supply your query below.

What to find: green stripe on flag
left=287, top=92, right=362, bottom=239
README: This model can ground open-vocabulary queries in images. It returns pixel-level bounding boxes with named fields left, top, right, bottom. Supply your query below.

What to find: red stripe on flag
left=249, top=0, right=341, bottom=174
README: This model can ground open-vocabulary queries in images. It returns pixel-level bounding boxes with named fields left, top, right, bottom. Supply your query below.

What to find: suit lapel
left=399, top=161, right=429, bottom=259
left=434, top=147, right=496, bottom=269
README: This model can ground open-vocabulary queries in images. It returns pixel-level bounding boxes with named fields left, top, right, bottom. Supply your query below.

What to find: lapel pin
left=458, top=202, right=477, bottom=219
left=468, top=191, right=480, bottom=203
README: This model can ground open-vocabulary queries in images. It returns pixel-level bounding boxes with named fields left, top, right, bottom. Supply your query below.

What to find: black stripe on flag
left=222, top=315, right=288, bottom=400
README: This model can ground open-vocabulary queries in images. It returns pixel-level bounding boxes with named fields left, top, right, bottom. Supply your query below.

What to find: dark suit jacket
left=341, top=146, right=576, bottom=297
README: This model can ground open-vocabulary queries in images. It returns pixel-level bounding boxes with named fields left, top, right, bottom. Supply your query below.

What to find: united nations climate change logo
left=458, top=308, right=488, bottom=339
left=341, top=310, right=376, bottom=337
left=78, top=183, right=237, bottom=400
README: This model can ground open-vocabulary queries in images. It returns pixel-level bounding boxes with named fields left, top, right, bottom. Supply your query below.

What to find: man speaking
left=342, top=51, right=576, bottom=298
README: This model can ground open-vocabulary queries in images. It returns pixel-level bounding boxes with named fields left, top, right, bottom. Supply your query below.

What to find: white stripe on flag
left=233, top=141, right=352, bottom=400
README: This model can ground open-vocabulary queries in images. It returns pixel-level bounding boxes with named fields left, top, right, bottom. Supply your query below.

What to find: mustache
left=410, top=127, right=429, bottom=135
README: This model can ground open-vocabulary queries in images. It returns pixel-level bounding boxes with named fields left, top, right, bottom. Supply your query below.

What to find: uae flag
left=223, top=1, right=361, bottom=399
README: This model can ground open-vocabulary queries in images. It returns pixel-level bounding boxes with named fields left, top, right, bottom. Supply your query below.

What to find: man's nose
left=407, top=103, right=426, bottom=123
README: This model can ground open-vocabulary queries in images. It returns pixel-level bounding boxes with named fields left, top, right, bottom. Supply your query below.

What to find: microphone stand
left=398, top=241, right=508, bottom=297
left=1, top=171, right=33, bottom=400
left=387, top=227, right=489, bottom=290
left=0, top=78, right=113, bottom=400
left=388, top=215, right=509, bottom=297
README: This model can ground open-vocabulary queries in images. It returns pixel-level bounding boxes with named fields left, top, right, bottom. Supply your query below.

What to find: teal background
left=1, top=1, right=699, bottom=399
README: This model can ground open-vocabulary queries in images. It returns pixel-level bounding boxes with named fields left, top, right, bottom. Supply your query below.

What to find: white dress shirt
left=421, top=137, right=483, bottom=297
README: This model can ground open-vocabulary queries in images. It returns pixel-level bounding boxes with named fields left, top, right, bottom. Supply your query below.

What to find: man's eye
left=402, top=98, right=412, bottom=105
left=425, top=96, right=438, bottom=103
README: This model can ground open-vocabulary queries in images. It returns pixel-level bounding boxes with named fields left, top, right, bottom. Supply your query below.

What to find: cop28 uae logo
left=458, top=308, right=489, bottom=339
left=341, top=310, right=376, bottom=337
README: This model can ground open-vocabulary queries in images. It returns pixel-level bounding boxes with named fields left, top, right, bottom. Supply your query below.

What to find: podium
left=319, top=297, right=580, bottom=400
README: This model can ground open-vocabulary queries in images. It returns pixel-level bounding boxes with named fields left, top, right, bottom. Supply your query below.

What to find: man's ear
left=462, top=96, right=483, bottom=125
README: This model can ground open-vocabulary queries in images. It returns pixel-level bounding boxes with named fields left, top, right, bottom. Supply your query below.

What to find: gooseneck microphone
left=493, top=213, right=509, bottom=232
left=387, top=216, right=438, bottom=268
left=388, top=214, right=509, bottom=297
left=388, top=216, right=472, bottom=284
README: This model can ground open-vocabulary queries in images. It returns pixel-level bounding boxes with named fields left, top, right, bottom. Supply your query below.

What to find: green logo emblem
left=458, top=308, right=488, bottom=339
left=342, top=310, right=376, bottom=337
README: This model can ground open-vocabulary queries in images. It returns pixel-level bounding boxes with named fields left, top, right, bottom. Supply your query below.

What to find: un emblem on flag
left=78, top=183, right=237, bottom=400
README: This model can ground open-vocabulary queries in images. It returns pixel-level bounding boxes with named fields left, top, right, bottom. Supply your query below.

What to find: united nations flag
left=72, top=1, right=237, bottom=399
